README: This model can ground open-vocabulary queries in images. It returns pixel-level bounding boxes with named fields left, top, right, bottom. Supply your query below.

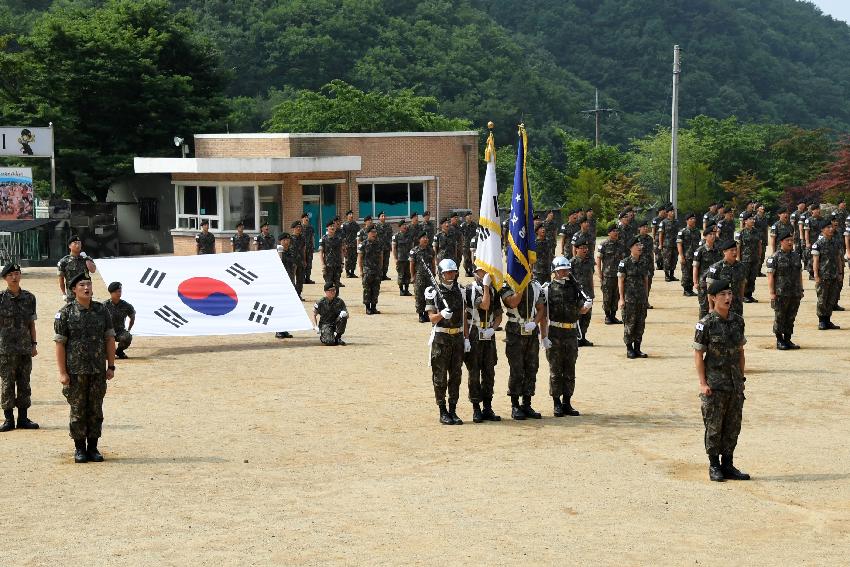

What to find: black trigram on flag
left=139, top=267, right=166, bottom=288
left=477, top=225, right=491, bottom=241
left=249, top=302, right=274, bottom=325
left=226, top=262, right=258, bottom=285
left=154, top=305, right=188, bottom=328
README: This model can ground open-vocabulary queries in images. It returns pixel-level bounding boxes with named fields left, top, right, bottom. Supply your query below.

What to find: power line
left=580, top=89, right=618, bottom=147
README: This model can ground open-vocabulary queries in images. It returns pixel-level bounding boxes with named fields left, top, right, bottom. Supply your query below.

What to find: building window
left=175, top=183, right=275, bottom=232
left=177, top=185, right=220, bottom=230
left=139, top=197, right=159, bottom=230
left=357, top=181, right=425, bottom=219
left=224, top=186, right=256, bottom=230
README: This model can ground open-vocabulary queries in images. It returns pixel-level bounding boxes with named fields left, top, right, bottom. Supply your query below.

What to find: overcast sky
left=808, top=0, right=850, bottom=23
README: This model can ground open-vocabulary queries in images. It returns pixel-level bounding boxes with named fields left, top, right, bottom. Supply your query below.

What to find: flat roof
left=133, top=156, right=362, bottom=174
left=194, top=131, right=478, bottom=139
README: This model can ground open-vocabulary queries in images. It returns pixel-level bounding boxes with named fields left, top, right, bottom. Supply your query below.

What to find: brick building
left=134, top=131, right=479, bottom=254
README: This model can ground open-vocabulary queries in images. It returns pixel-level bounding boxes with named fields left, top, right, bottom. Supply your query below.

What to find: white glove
left=464, top=338, right=472, bottom=352
left=339, top=310, right=348, bottom=318
left=313, top=326, right=320, bottom=334
left=482, top=273, right=492, bottom=286
left=523, top=321, right=537, bottom=333
left=541, top=337, right=552, bottom=349
left=276, top=245, right=284, bottom=253
left=583, top=300, right=593, bottom=310
left=440, top=308, right=453, bottom=320
left=80, top=251, right=88, bottom=259
left=481, top=328, right=496, bottom=340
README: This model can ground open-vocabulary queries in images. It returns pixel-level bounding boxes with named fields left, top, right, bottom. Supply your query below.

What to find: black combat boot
left=669, top=272, right=679, bottom=281
left=578, top=337, right=593, bottom=347
left=364, top=303, right=373, bottom=315
left=626, top=342, right=637, bottom=359
left=74, top=439, right=88, bottom=463
left=334, top=334, right=346, bottom=346
left=720, top=454, right=750, bottom=480
left=448, top=401, right=463, bottom=425
left=604, top=312, right=615, bottom=325
left=784, top=334, right=800, bottom=349
left=399, top=286, right=405, bottom=296
left=481, top=399, right=501, bottom=421
left=553, top=396, right=564, bottom=417
left=563, top=396, right=581, bottom=416
left=522, top=396, right=542, bottom=419
left=634, top=340, right=648, bottom=358
left=418, top=312, right=428, bottom=323
left=403, top=285, right=412, bottom=296
left=708, top=455, right=724, bottom=482
left=438, top=402, right=452, bottom=425
left=16, top=408, right=38, bottom=429
left=775, top=333, right=789, bottom=350
left=371, top=303, right=381, bottom=315
left=0, top=409, right=14, bottom=432
left=834, top=304, right=845, bottom=311
left=826, top=319, right=841, bottom=330
left=115, top=348, right=128, bottom=359
left=87, top=437, right=104, bottom=462
left=818, top=316, right=827, bottom=330
left=510, top=396, right=526, bottom=420
left=472, top=402, right=483, bottom=423
left=611, top=314, right=623, bottom=324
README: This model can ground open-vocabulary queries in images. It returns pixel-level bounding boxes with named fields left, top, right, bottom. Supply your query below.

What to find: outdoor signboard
left=0, top=126, right=54, bottom=157
left=0, top=168, right=34, bottom=220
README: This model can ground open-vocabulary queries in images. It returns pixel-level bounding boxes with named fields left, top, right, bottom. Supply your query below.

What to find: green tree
left=565, top=168, right=605, bottom=214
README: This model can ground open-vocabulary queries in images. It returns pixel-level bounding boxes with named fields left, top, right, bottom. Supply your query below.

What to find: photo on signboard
left=0, top=168, right=34, bottom=220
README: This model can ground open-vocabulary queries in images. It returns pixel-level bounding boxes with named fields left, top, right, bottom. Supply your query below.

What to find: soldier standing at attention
left=54, top=273, right=116, bottom=463
left=254, top=222, right=276, bottom=251
left=570, top=215, right=594, bottom=259
left=585, top=208, right=597, bottom=240
left=791, top=201, right=809, bottom=267
left=635, top=221, right=656, bottom=308
left=426, top=259, right=469, bottom=425
left=300, top=213, right=316, bottom=284
left=736, top=213, right=762, bottom=303
left=617, top=211, right=636, bottom=247
left=392, top=220, right=414, bottom=296
left=716, top=209, right=736, bottom=245
left=410, top=232, right=436, bottom=322
left=804, top=204, right=827, bottom=280
left=706, top=241, right=746, bottom=316
left=832, top=202, right=847, bottom=312
left=812, top=221, right=841, bottom=330
left=703, top=203, right=718, bottom=231
left=448, top=212, right=464, bottom=266
left=319, top=221, right=344, bottom=289
left=769, top=207, right=793, bottom=254
left=618, top=237, right=650, bottom=359
left=463, top=265, right=502, bottom=423
left=542, top=257, right=592, bottom=416
left=693, top=226, right=722, bottom=319
left=357, top=215, right=373, bottom=247
left=375, top=211, right=394, bottom=281
left=500, top=277, right=546, bottom=420
left=677, top=213, right=701, bottom=296
left=58, top=235, right=97, bottom=303
left=289, top=221, right=307, bottom=300
left=310, top=283, right=349, bottom=346
left=597, top=223, right=625, bottom=325
left=767, top=230, right=803, bottom=349
left=275, top=233, right=296, bottom=340
left=434, top=217, right=458, bottom=264
left=358, top=225, right=383, bottom=315
left=543, top=209, right=558, bottom=257
left=341, top=210, right=360, bottom=278
left=570, top=241, right=595, bottom=346
left=694, top=278, right=750, bottom=483
left=421, top=211, right=436, bottom=250
left=0, top=263, right=39, bottom=432
left=195, top=219, right=215, bottom=254
left=652, top=205, right=668, bottom=271
left=659, top=208, right=679, bottom=282
left=104, top=282, right=135, bottom=360
left=532, top=224, right=553, bottom=283
left=231, top=221, right=251, bottom=252
left=461, top=211, right=478, bottom=277
left=754, top=204, right=770, bottom=276
left=558, top=209, right=580, bottom=257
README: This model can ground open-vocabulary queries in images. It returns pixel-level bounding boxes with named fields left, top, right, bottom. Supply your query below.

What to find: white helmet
left=551, top=256, right=571, bottom=273
left=438, top=258, right=458, bottom=274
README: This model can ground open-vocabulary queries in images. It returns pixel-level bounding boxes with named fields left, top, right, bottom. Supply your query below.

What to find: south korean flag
left=95, top=250, right=312, bottom=337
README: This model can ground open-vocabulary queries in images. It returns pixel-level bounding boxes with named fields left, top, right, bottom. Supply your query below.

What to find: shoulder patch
left=54, top=311, right=62, bottom=319
left=696, top=322, right=704, bottom=331
left=709, top=266, right=717, bottom=273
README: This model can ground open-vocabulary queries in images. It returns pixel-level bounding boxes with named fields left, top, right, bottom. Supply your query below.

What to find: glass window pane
left=374, top=183, right=408, bottom=218
left=199, top=186, right=217, bottom=215
left=321, top=184, right=336, bottom=205
left=302, top=185, right=320, bottom=197
left=182, top=186, right=197, bottom=215
left=358, top=184, right=372, bottom=219
left=409, top=183, right=424, bottom=216
left=224, top=186, right=255, bottom=230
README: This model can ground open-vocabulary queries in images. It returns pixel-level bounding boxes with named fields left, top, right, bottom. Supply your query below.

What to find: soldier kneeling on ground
left=310, top=283, right=349, bottom=346
left=105, top=282, right=135, bottom=359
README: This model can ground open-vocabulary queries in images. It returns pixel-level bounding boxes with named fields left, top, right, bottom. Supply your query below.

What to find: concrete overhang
left=133, top=156, right=362, bottom=174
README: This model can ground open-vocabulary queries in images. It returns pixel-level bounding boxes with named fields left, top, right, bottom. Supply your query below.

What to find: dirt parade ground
left=4, top=259, right=850, bottom=565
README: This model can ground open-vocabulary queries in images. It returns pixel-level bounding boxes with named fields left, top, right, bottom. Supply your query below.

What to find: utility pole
left=580, top=89, right=617, bottom=147
left=669, top=45, right=681, bottom=214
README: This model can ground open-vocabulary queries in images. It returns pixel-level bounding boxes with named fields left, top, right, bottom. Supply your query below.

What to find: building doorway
left=302, top=183, right=337, bottom=250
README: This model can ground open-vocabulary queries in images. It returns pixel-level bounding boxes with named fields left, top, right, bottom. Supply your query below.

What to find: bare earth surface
left=4, top=259, right=850, bottom=566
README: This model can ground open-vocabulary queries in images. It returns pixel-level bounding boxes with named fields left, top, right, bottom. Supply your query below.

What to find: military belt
left=549, top=321, right=576, bottom=329
left=434, top=326, right=463, bottom=335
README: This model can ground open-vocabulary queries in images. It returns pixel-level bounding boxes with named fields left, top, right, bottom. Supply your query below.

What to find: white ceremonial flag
left=95, top=250, right=312, bottom=337
left=475, top=129, right=505, bottom=288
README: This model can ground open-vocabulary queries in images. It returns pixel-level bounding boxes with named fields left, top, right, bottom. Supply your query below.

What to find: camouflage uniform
left=597, top=237, right=625, bottom=321
left=804, top=215, right=828, bottom=275
left=694, top=311, right=747, bottom=457
left=421, top=219, right=436, bottom=249
left=769, top=220, right=793, bottom=252
left=543, top=218, right=558, bottom=257
left=426, top=282, right=465, bottom=406
left=570, top=254, right=595, bottom=340
left=500, top=282, right=544, bottom=399
left=706, top=260, right=746, bottom=316
left=341, top=219, right=360, bottom=276
left=448, top=222, right=464, bottom=264
left=571, top=229, right=594, bottom=253
left=376, top=221, right=393, bottom=279
left=302, top=221, right=316, bottom=282
left=558, top=222, right=579, bottom=258
left=464, top=280, right=502, bottom=404
left=618, top=220, right=637, bottom=249
left=693, top=244, right=723, bottom=318
left=195, top=231, right=215, bottom=254
left=755, top=212, right=770, bottom=265
left=410, top=244, right=435, bottom=315
left=0, top=288, right=37, bottom=412
left=318, top=232, right=343, bottom=288
left=314, top=296, right=348, bottom=345
left=736, top=226, right=761, bottom=298
left=717, top=217, right=736, bottom=244
left=532, top=237, right=553, bottom=283
left=358, top=239, right=383, bottom=308
left=392, top=229, right=414, bottom=292
left=617, top=255, right=648, bottom=347
left=54, top=300, right=115, bottom=440
left=104, top=299, right=135, bottom=352
left=280, top=245, right=297, bottom=283
left=636, top=233, right=656, bottom=299
left=791, top=209, right=807, bottom=259
left=254, top=233, right=276, bottom=251
left=677, top=225, right=701, bottom=292
left=766, top=247, right=802, bottom=338
left=434, top=230, right=459, bottom=264
left=543, top=276, right=584, bottom=399
left=57, top=254, right=95, bottom=302
left=812, top=233, right=841, bottom=319
left=659, top=217, right=679, bottom=278
left=231, top=233, right=251, bottom=252
left=290, top=232, right=307, bottom=297
left=651, top=213, right=666, bottom=270
left=461, top=219, right=478, bottom=275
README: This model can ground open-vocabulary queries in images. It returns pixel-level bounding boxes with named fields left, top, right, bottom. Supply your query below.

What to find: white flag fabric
left=95, top=250, right=312, bottom=337
left=475, top=131, right=505, bottom=288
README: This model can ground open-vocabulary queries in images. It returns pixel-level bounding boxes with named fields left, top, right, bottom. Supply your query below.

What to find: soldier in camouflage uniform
left=677, top=213, right=701, bottom=296
left=0, top=263, right=39, bottom=432
left=694, top=278, right=750, bottom=482
left=461, top=212, right=478, bottom=277
left=569, top=216, right=594, bottom=260
left=716, top=209, right=736, bottom=246
left=54, top=273, right=116, bottom=463
left=702, top=203, right=718, bottom=231
left=617, top=211, right=636, bottom=249
left=196, top=220, right=216, bottom=254
left=585, top=208, right=597, bottom=244
left=358, top=226, right=383, bottom=315
left=558, top=209, right=580, bottom=257
left=766, top=229, right=803, bottom=349
left=790, top=201, right=808, bottom=261
left=804, top=204, right=828, bottom=279
left=542, top=257, right=591, bottom=417
left=635, top=221, right=656, bottom=308
left=434, top=217, right=459, bottom=264
left=542, top=209, right=558, bottom=257
left=300, top=213, right=316, bottom=284
left=104, top=282, right=135, bottom=359
left=421, top=211, right=436, bottom=250
left=341, top=210, right=360, bottom=278
left=769, top=207, right=793, bottom=254
left=318, top=221, right=344, bottom=289
left=832, top=201, right=848, bottom=311
left=692, top=227, right=722, bottom=319
left=410, top=232, right=436, bottom=323
left=652, top=205, right=668, bottom=271
left=375, top=212, right=394, bottom=281
left=618, top=238, right=649, bottom=359
left=500, top=279, right=546, bottom=420
left=464, top=266, right=502, bottom=423
left=736, top=213, right=762, bottom=303
left=754, top=205, right=770, bottom=275
left=449, top=212, right=465, bottom=265
left=426, top=259, right=468, bottom=425
left=812, top=222, right=841, bottom=330
left=231, top=221, right=251, bottom=252
left=58, top=235, right=97, bottom=303
left=659, top=208, right=679, bottom=282
left=706, top=241, right=746, bottom=316
left=310, top=283, right=349, bottom=346
left=570, top=240, right=595, bottom=346
left=275, top=233, right=296, bottom=340
left=392, top=220, right=414, bottom=296
left=289, top=221, right=307, bottom=300
left=532, top=224, right=552, bottom=283
left=596, top=223, right=625, bottom=325
left=254, top=222, right=276, bottom=251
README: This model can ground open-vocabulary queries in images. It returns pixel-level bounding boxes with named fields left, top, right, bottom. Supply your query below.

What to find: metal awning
left=0, top=218, right=58, bottom=233
left=133, top=156, right=362, bottom=174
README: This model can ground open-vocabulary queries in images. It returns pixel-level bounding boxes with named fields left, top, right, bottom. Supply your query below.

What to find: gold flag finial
left=484, top=121, right=496, bottom=162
